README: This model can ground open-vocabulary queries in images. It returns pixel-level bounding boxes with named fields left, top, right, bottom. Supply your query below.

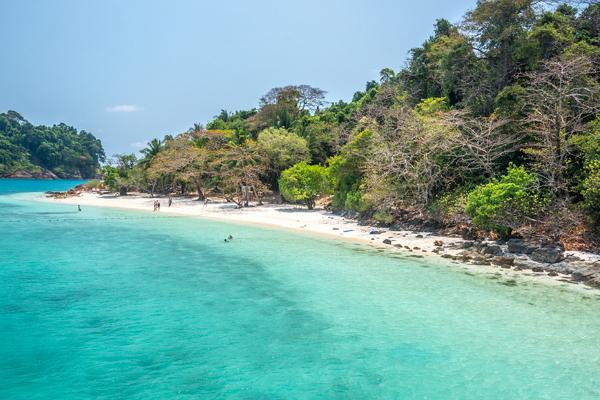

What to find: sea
left=1, top=179, right=599, bottom=399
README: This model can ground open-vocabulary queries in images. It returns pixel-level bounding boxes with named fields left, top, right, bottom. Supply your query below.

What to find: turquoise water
left=1, top=180, right=600, bottom=399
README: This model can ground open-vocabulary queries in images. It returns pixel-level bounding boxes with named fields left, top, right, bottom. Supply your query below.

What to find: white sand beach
left=41, top=192, right=600, bottom=291
left=46, top=192, right=464, bottom=249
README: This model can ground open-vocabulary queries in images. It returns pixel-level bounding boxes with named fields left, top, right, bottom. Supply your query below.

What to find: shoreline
left=35, top=192, right=600, bottom=292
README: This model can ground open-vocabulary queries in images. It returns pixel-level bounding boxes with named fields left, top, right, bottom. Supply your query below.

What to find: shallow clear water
left=1, top=179, right=600, bottom=399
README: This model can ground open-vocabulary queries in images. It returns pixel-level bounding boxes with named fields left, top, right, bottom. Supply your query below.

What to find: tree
left=260, top=85, right=327, bottom=113
left=279, top=162, right=330, bottom=209
left=465, top=164, right=546, bottom=237
left=147, top=135, right=213, bottom=198
left=139, top=139, right=163, bottom=168
left=213, top=141, right=269, bottom=207
left=443, top=110, right=521, bottom=177
left=522, top=56, right=600, bottom=198
left=256, top=128, right=310, bottom=187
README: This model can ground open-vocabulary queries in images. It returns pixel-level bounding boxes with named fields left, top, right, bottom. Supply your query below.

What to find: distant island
left=0, top=110, right=105, bottom=179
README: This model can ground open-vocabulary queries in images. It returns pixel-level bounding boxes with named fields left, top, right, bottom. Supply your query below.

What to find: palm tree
left=141, top=139, right=162, bottom=160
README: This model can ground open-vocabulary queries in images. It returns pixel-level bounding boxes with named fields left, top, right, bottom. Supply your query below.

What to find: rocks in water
left=441, top=254, right=454, bottom=259
left=413, top=246, right=421, bottom=251
left=383, top=239, right=393, bottom=245
left=544, top=262, right=574, bottom=275
left=415, top=234, right=424, bottom=238
left=433, top=240, right=444, bottom=247
left=530, top=246, right=563, bottom=264
left=548, top=271, right=558, bottom=277
left=572, top=269, right=595, bottom=282
left=469, top=255, right=489, bottom=265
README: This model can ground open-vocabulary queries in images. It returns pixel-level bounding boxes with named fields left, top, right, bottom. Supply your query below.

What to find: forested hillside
left=107, top=0, right=600, bottom=246
left=0, top=111, right=105, bottom=179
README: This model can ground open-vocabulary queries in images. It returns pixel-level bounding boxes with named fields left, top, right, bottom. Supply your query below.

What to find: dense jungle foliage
left=0, top=111, right=105, bottom=179
left=103, top=0, right=600, bottom=242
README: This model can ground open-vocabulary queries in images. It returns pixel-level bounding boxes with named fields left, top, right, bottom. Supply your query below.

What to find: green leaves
left=465, top=165, right=546, bottom=236
left=278, top=162, right=331, bottom=209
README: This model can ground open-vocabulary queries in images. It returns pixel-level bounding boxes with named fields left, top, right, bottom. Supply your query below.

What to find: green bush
left=373, top=210, right=395, bottom=225
left=581, top=160, right=600, bottom=222
left=279, top=162, right=331, bottom=209
left=465, top=165, right=546, bottom=237
left=428, top=189, right=469, bottom=224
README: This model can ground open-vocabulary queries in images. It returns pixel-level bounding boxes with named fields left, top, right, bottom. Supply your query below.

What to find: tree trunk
left=196, top=183, right=205, bottom=201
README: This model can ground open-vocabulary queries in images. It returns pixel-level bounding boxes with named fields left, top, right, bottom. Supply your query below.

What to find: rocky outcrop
left=530, top=246, right=564, bottom=264
left=46, top=185, right=85, bottom=199
left=434, top=237, right=600, bottom=289
left=2, top=169, right=59, bottom=179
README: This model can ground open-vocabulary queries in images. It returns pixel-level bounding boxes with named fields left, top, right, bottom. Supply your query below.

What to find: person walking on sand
left=157, top=201, right=161, bottom=211
left=204, top=197, right=209, bottom=207
left=168, top=195, right=172, bottom=207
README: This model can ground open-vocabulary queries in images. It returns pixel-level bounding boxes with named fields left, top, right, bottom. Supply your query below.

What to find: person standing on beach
left=204, top=198, right=209, bottom=207
left=168, top=195, right=172, bottom=207
left=157, top=201, right=161, bottom=211
left=153, top=200, right=157, bottom=211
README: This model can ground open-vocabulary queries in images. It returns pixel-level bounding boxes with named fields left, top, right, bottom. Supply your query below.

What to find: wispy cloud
left=130, top=141, right=148, bottom=150
left=106, top=104, right=141, bottom=113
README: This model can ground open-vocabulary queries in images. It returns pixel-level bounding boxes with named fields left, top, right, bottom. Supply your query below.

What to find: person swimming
left=77, top=205, right=81, bottom=212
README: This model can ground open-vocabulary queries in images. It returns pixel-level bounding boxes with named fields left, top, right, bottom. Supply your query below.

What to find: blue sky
left=1, top=0, right=475, bottom=155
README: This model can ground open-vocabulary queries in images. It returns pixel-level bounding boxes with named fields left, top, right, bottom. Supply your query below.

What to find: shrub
left=373, top=210, right=395, bottom=225
left=465, top=165, right=546, bottom=237
left=581, top=160, right=600, bottom=222
left=279, top=162, right=331, bottom=209
left=428, top=189, right=469, bottom=225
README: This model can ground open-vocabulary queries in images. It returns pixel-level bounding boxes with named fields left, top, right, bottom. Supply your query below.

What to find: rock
left=548, top=271, right=558, bottom=277
left=441, top=254, right=453, bottom=259
left=383, top=239, right=393, bottom=245
left=588, top=277, right=600, bottom=288
left=507, top=238, right=534, bottom=254
left=461, top=241, right=474, bottom=249
left=413, top=247, right=421, bottom=250
left=394, top=244, right=403, bottom=248
left=492, top=256, right=514, bottom=267
left=404, top=246, right=411, bottom=250
left=482, top=245, right=502, bottom=256
left=532, top=266, right=544, bottom=272
left=471, top=256, right=490, bottom=265
left=461, top=229, right=478, bottom=240
left=544, top=262, right=574, bottom=275
left=416, top=234, right=424, bottom=238
left=572, top=269, right=595, bottom=282
left=563, top=254, right=583, bottom=262
left=432, top=248, right=440, bottom=254
left=530, top=247, right=563, bottom=264
left=433, top=240, right=444, bottom=247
